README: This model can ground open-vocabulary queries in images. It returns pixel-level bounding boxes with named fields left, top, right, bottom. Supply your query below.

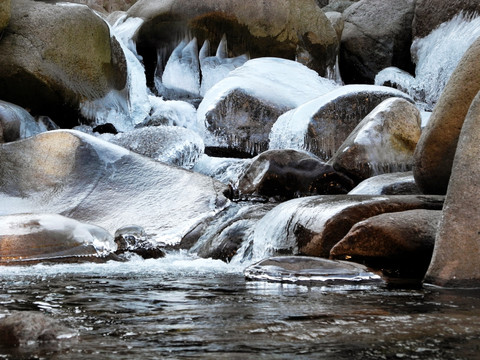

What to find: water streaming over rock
left=375, top=12, right=480, bottom=111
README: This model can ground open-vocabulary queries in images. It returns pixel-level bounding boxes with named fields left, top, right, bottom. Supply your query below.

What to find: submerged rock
left=0, top=213, right=116, bottom=265
left=413, top=36, right=480, bottom=194
left=269, top=85, right=413, bottom=160
left=198, top=58, right=338, bottom=155
left=348, top=172, right=419, bottom=195
left=244, top=256, right=383, bottom=285
left=0, top=100, right=50, bottom=143
left=0, top=312, right=77, bottom=347
left=0, top=0, right=127, bottom=127
left=340, top=0, right=415, bottom=84
left=330, top=209, right=441, bottom=279
left=425, top=91, right=480, bottom=288
left=251, top=195, right=444, bottom=259
left=237, top=149, right=355, bottom=200
left=0, top=130, right=229, bottom=246
left=328, top=97, right=421, bottom=183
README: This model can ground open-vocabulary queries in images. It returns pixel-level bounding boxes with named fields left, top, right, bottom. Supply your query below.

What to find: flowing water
left=1, top=254, right=480, bottom=359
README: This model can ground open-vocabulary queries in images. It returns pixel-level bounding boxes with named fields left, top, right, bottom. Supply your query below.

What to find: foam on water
left=376, top=12, right=480, bottom=110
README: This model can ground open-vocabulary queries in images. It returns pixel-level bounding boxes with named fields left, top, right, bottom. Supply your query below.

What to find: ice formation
left=375, top=13, right=480, bottom=110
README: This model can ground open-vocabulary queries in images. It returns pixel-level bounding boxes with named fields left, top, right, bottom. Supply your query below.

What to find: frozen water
left=376, top=12, right=480, bottom=110
left=111, top=126, right=204, bottom=169
left=0, top=100, right=50, bottom=140
left=161, top=38, right=201, bottom=97
left=269, top=85, right=411, bottom=158
left=199, top=36, right=249, bottom=96
left=80, top=14, right=151, bottom=131
left=193, top=154, right=251, bottom=185
left=147, top=95, right=199, bottom=131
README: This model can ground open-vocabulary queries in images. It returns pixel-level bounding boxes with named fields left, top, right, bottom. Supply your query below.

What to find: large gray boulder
left=0, top=130, right=229, bottom=245
left=0, top=0, right=127, bottom=127
left=424, top=91, right=480, bottom=288
left=128, top=0, right=339, bottom=81
left=329, top=97, right=421, bottom=183
left=412, top=0, right=480, bottom=39
left=413, top=37, right=480, bottom=194
left=339, top=0, right=416, bottom=84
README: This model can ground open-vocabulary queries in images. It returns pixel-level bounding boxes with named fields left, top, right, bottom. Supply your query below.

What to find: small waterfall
left=80, top=14, right=151, bottom=131
left=375, top=12, right=480, bottom=110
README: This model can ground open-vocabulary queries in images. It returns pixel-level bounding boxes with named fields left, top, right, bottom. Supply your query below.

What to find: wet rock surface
left=329, top=97, right=421, bottom=183
left=425, top=90, right=480, bottom=287
left=413, top=37, right=480, bottom=194
left=348, top=172, right=419, bottom=195
left=237, top=149, right=355, bottom=200
left=269, top=85, right=414, bottom=160
left=330, top=209, right=441, bottom=279
left=251, top=195, right=444, bottom=259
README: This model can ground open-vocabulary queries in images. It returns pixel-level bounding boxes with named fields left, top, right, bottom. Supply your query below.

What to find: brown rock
left=0, top=0, right=10, bottom=33
left=0, top=0, right=127, bottom=127
left=329, top=97, right=421, bottom=182
left=330, top=209, right=441, bottom=278
left=424, top=90, right=480, bottom=287
left=238, top=149, right=355, bottom=200
left=413, top=37, right=480, bottom=194
left=252, top=194, right=444, bottom=258
left=339, top=0, right=416, bottom=84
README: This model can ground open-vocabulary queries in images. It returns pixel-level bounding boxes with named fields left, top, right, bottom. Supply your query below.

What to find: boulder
left=269, top=85, right=413, bottom=160
left=0, top=100, right=51, bottom=143
left=330, top=209, right=441, bottom=279
left=339, top=0, right=416, bottom=84
left=110, top=126, right=204, bottom=169
left=114, top=224, right=165, bottom=259
left=128, top=0, right=339, bottom=82
left=198, top=58, right=338, bottom=155
left=0, top=0, right=127, bottom=127
left=244, top=256, right=383, bottom=285
left=0, top=0, right=10, bottom=33
left=0, top=130, right=229, bottom=245
left=412, top=0, right=480, bottom=39
left=250, top=195, right=444, bottom=259
left=413, top=37, right=480, bottom=194
left=0, top=213, right=116, bottom=265
left=0, top=312, right=77, bottom=347
left=237, top=149, right=355, bottom=200
left=329, top=97, right=421, bottom=183
left=322, top=0, right=358, bottom=13
left=348, top=172, right=419, bottom=195
left=190, top=202, right=277, bottom=262
left=325, top=11, right=344, bottom=42
left=424, top=91, right=480, bottom=287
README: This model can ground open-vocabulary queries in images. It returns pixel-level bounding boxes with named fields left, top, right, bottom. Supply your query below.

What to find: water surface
left=1, top=254, right=480, bottom=359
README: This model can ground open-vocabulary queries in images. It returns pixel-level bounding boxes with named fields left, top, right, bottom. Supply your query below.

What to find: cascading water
left=375, top=12, right=480, bottom=111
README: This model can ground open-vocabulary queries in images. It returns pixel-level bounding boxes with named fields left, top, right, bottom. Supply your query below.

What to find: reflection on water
left=1, top=254, right=480, bottom=359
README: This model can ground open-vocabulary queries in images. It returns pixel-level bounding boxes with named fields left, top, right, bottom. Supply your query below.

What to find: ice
left=376, top=12, right=480, bottom=110
left=80, top=14, right=151, bottom=131
left=0, top=100, right=50, bottom=140
left=161, top=38, right=201, bottom=97
left=147, top=95, right=199, bottom=131
left=111, top=126, right=204, bottom=169
left=193, top=154, right=251, bottom=185
left=199, top=36, right=249, bottom=96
